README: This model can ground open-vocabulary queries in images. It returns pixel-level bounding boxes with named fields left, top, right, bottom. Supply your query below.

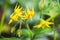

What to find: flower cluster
left=8, top=1, right=57, bottom=37
left=9, top=4, right=34, bottom=24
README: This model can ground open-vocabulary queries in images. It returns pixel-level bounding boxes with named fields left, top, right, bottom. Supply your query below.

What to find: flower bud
left=39, top=0, right=44, bottom=10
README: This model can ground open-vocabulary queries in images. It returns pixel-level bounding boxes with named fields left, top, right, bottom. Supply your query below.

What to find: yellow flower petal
left=25, top=6, right=34, bottom=21
left=8, top=19, right=13, bottom=24
left=34, top=18, right=53, bottom=29
left=9, top=4, right=22, bottom=24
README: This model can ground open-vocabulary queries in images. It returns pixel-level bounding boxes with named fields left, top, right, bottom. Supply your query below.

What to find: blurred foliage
left=33, top=27, right=53, bottom=35
left=0, top=38, right=21, bottom=40
left=22, top=29, right=32, bottom=38
left=0, top=0, right=60, bottom=40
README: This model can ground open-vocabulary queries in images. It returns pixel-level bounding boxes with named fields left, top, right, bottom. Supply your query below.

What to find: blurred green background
left=0, top=0, right=60, bottom=40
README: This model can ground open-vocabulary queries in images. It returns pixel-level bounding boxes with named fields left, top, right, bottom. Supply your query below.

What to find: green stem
left=0, top=0, right=8, bottom=33
left=26, top=21, right=33, bottom=39
left=0, top=8, right=6, bottom=33
left=40, top=10, right=43, bottom=18
left=46, top=13, right=59, bottom=21
left=54, top=28, right=56, bottom=40
left=39, top=0, right=44, bottom=18
left=20, top=20, right=22, bottom=29
left=40, top=0, right=44, bottom=19
left=18, top=20, right=22, bottom=35
left=52, top=19, right=56, bottom=40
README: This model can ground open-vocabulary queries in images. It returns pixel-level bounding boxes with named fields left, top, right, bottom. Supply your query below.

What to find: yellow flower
left=9, top=4, right=22, bottom=24
left=34, top=19, right=53, bottom=29
left=19, top=11, right=27, bottom=20
left=25, top=6, right=34, bottom=21
left=9, top=5, right=34, bottom=24
left=19, top=7, right=34, bottom=21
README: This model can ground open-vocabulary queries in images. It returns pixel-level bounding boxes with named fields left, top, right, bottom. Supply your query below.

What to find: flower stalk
left=52, top=19, right=56, bottom=40
left=26, top=21, right=33, bottom=38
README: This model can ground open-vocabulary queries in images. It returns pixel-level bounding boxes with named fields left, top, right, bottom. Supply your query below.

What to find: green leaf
left=33, top=27, right=53, bottom=35
left=40, top=27, right=52, bottom=34
left=22, top=29, right=32, bottom=38
left=0, top=38, right=21, bottom=40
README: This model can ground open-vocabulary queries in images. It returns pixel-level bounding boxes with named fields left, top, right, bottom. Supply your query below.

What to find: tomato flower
left=34, top=19, right=53, bottom=29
